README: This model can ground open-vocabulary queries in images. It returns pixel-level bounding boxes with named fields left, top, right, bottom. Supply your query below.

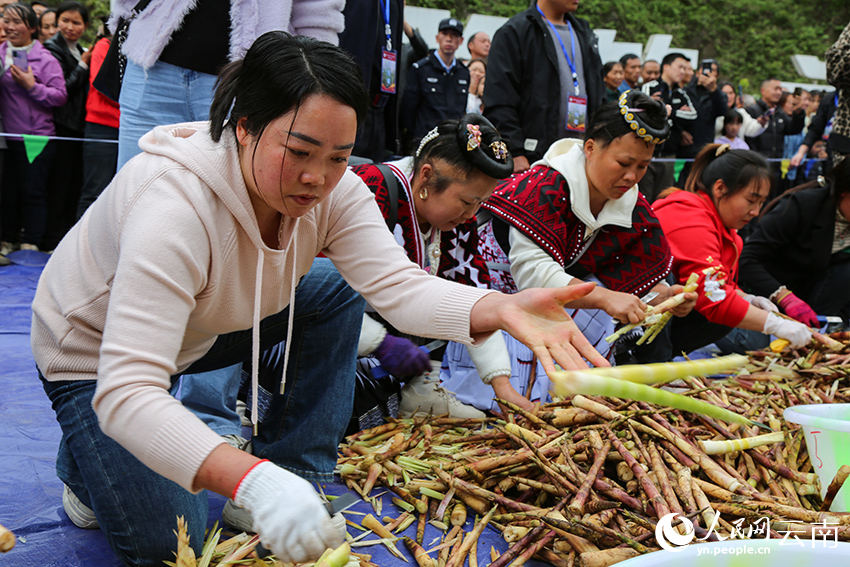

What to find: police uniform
left=400, top=20, right=470, bottom=148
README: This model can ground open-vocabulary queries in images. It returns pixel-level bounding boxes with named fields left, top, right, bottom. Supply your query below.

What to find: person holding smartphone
left=745, top=79, right=805, bottom=160
left=0, top=3, right=67, bottom=257
left=677, top=58, right=726, bottom=175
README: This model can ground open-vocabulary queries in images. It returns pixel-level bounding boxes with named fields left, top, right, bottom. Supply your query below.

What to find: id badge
left=380, top=49, right=397, bottom=94
left=566, top=95, right=587, bottom=132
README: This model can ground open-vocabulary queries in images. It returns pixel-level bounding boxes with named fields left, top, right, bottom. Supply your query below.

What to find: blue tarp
left=0, top=257, right=519, bottom=566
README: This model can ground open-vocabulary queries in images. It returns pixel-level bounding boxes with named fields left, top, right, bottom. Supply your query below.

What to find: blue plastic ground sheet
left=0, top=258, right=522, bottom=567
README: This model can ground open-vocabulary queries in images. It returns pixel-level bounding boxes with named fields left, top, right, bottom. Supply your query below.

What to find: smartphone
left=12, top=50, right=27, bottom=70
left=701, top=59, right=715, bottom=76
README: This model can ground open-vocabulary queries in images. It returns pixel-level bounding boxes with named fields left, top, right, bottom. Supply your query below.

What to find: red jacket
left=85, top=37, right=120, bottom=128
left=653, top=190, right=750, bottom=327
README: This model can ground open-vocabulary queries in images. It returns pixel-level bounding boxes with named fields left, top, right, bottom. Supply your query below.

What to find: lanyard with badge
left=536, top=5, right=586, bottom=132
left=379, top=0, right=397, bottom=94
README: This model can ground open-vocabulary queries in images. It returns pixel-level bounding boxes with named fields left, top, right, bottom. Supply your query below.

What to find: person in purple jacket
left=0, top=3, right=66, bottom=256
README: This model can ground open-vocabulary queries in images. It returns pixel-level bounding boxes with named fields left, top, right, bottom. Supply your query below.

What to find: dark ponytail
left=684, top=143, right=770, bottom=198
left=209, top=32, right=368, bottom=143
left=209, top=60, right=243, bottom=142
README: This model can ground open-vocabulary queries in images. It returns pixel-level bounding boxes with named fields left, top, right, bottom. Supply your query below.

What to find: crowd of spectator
left=0, top=1, right=118, bottom=267
left=0, top=0, right=844, bottom=270
left=8, top=3, right=850, bottom=563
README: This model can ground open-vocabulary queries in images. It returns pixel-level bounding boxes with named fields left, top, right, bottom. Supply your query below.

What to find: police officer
left=400, top=18, right=470, bottom=150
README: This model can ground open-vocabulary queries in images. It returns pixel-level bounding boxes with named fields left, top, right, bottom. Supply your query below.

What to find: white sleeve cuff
left=466, top=331, right=512, bottom=384
left=357, top=313, right=387, bottom=356
left=508, top=228, right=574, bottom=290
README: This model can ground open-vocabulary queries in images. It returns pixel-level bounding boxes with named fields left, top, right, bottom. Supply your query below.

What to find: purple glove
left=373, top=335, right=431, bottom=378
left=777, top=291, right=819, bottom=328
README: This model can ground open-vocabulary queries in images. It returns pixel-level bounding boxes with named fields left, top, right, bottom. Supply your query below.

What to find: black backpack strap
left=373, top=163, right=400, bottom=231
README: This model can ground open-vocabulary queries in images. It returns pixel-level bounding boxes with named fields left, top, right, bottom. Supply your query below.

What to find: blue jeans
left=40, top=258, right=364, bottom=566
left=1, top=140, right=56, bottom=245
left=77, top=122, right=119, bottom=219
left=117, top=60, right=218, bottom=169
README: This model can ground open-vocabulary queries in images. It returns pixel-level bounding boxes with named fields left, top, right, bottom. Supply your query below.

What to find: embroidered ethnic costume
left=351, top=163, right=490, bottom=289
left=482, top=165, right=672, bottom=296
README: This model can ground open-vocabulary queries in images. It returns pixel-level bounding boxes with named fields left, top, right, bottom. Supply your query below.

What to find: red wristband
left=231, top=459, right=270, bottom=500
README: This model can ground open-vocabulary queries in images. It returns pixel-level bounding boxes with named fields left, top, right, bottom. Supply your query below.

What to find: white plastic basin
left=784, top=403, right=850, bottom=512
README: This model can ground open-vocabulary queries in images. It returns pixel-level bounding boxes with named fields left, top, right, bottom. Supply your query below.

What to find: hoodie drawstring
left=280, top=224, right=297, bottom=395
left=250, top=218, right=300, bottom=435
left=251, top=252, right=263, bottom=436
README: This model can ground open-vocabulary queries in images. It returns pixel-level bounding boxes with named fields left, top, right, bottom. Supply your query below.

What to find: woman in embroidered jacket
left=351, top=115, right=539, bottom=414
left=442, top=91, right=696, bottom=410
left=654, top=144, right=813, bottom=355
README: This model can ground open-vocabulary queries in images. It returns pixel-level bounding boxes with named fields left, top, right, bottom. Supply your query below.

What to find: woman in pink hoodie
left=32, top=32, right=606, bottom=566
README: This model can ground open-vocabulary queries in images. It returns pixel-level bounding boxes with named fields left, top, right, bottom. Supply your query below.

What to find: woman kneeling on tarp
left=739, top=158, right=850, bottom=329
left=33, top=33, right=608, bottom=566
left=441, top=90, right=697, bottom=412
left=654, top=144, right=813, bottom=355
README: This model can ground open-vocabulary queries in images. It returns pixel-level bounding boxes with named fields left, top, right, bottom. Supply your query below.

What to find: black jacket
left=803, top=93, right=837, bottom=149
left=339, top=0, right=404, bottom=157
left=641, top=78, right=696, bottom=157
left=740, top=185, right=844, bottom=300
left=745, top=99, right=805, bottom=158
left=681, top=79, right=727, bottom=158
left=483, top=7, right=603, bottom=163
left=44, top=33, right=89, bottom=134
left=400, top=51, right=469, bottom=148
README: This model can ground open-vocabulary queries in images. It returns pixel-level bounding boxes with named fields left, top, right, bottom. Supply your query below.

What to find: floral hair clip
left=466, top=124, right=482, bottom=151
left=490, top=140, right=508, bottom=161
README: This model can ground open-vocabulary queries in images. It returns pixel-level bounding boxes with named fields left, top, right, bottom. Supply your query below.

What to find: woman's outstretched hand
left=470, top=282, right=610, bottom=375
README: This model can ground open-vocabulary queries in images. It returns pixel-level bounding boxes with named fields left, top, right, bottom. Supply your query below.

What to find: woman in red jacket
left=654, top=144, right=813, bottom=354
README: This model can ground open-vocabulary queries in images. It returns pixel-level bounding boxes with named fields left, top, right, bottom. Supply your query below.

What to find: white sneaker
left=398, top=375, right=485, bottom=419
left=222, top=499, right=254, bottom=533
left=19, top=243, right=39, bottom=251
left=235, top=400, right=252, bottom=427
left=0, top=241, right=17, bottom=256
left=62, top=484, right=98, bottom=529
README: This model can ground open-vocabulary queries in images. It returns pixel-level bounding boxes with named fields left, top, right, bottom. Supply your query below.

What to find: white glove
left=742, top=293, right=779, bottom=313
left=233, top=461, right=345, bottom=562
left=763, top=312, right=812, bottom=348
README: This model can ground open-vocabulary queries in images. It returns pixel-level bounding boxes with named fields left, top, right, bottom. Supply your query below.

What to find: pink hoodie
left=32, top=121, right=492, bottom=491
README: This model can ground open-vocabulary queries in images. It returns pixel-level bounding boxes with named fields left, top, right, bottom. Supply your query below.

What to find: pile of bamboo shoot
left=336, top=333, right=850, bottom=567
